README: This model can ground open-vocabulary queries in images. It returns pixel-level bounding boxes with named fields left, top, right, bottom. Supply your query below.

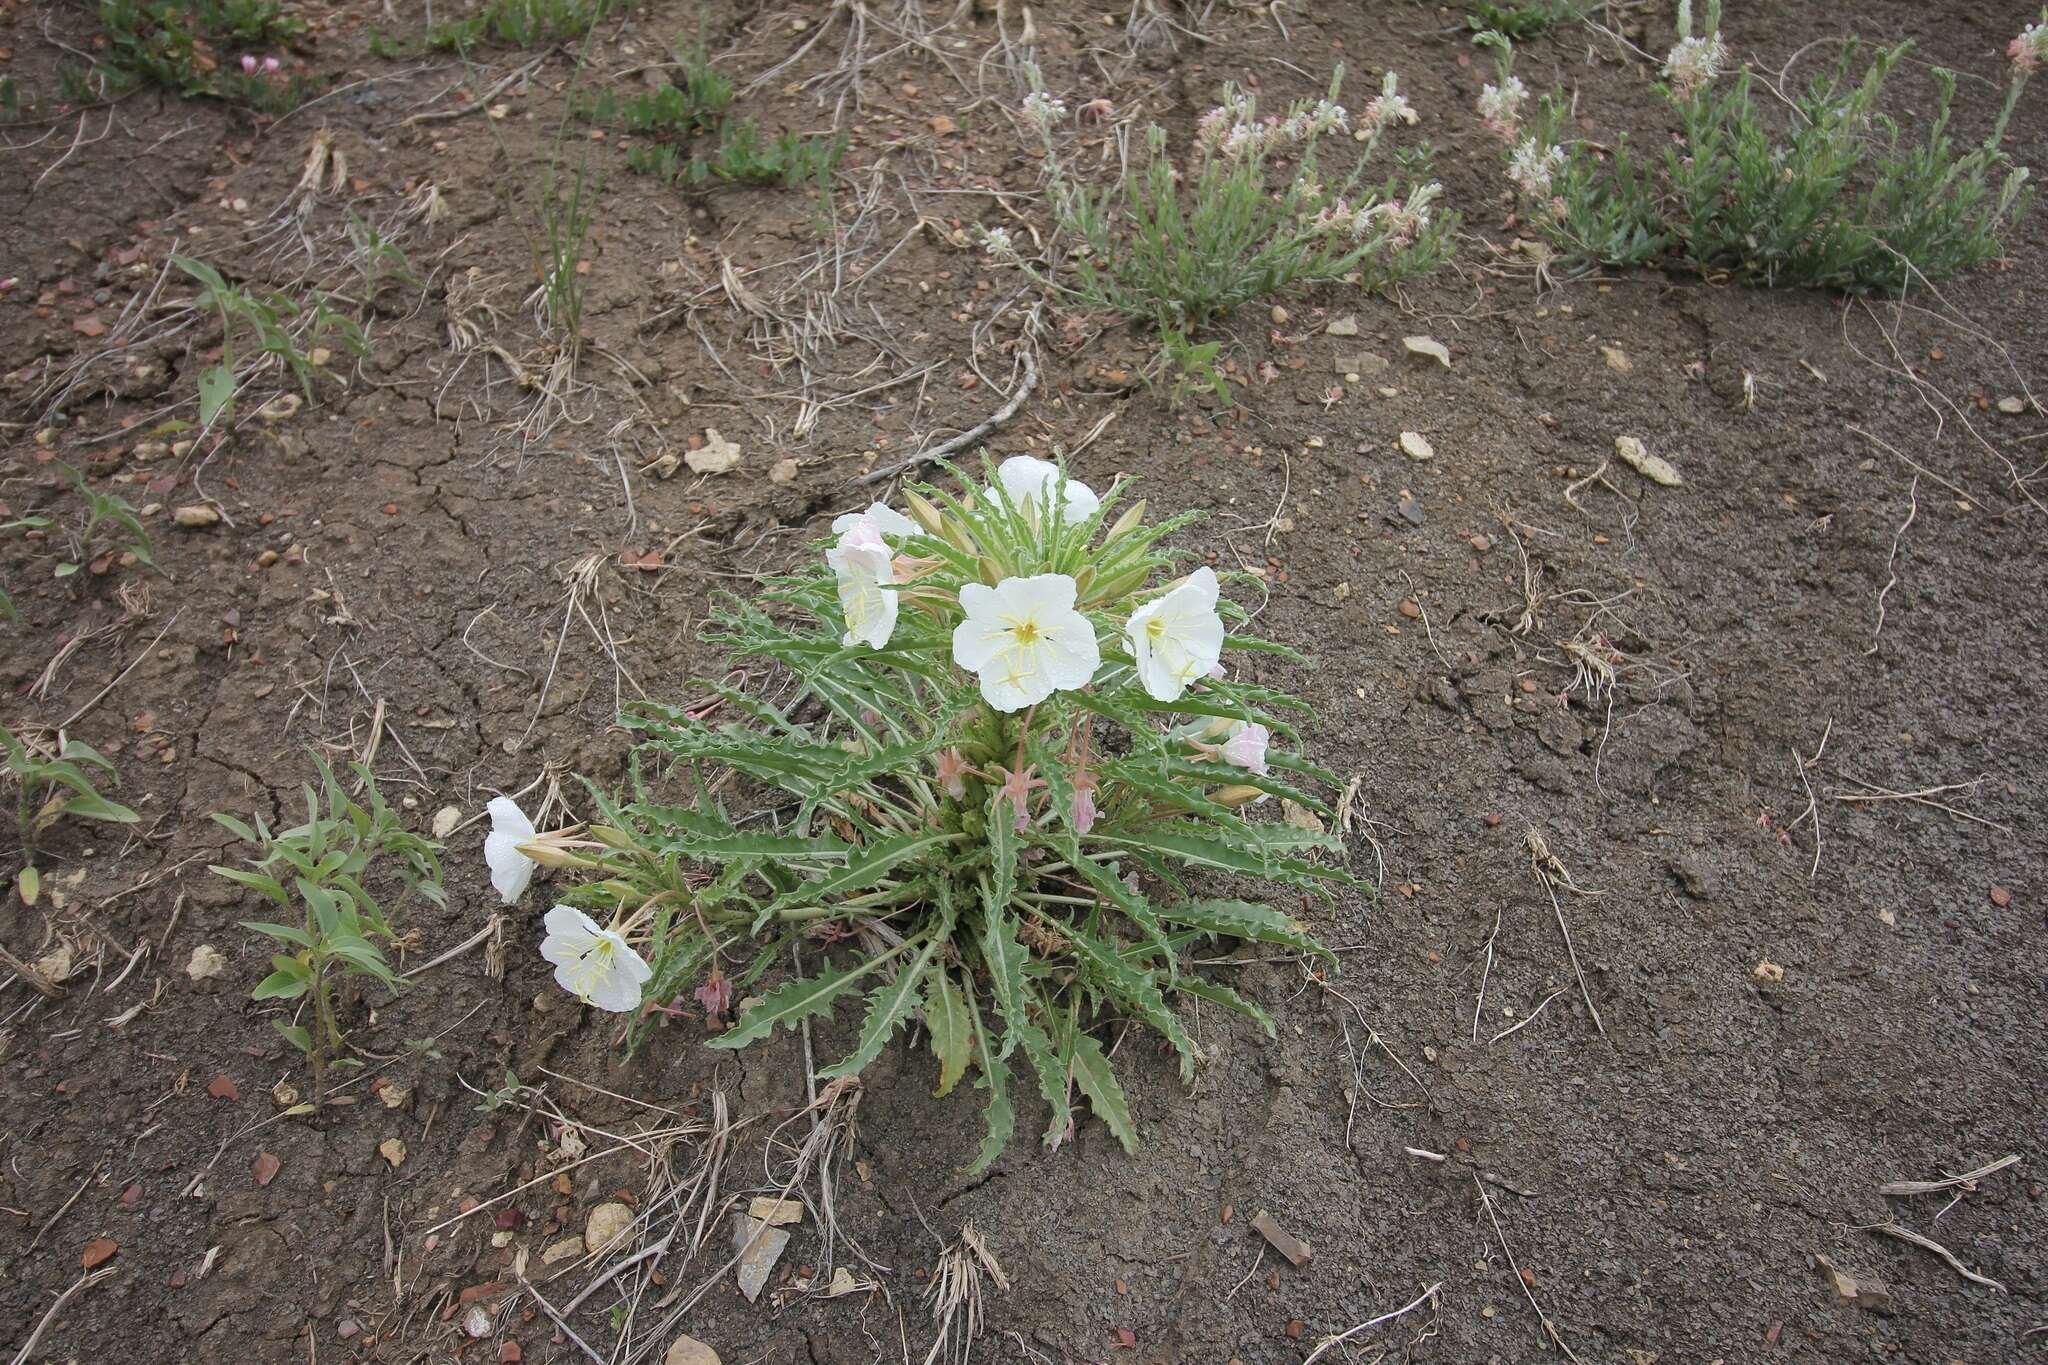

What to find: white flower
left=993, top=455, right=1100, bottom=522
left=826, top=515, right=899, bottom=649
left=1363, top=73, right=1412, bottom=133
left=1125, top=567, right=1226, bottom=703
left=1477, top=76, right=1527, bottom=138
left=830, top=501, right=918, bottom=539
left=2009, top=21, right=2048, bottom=75
left=540, top=905, right=652, bottom=1013
left=1662, top=31, right=1726, bottom=96
left=1022, top=91, right=1067, bottom=130
left=1508, top=138, right=1565, bottom=197
left=485, top=796, right=536, bottom=904
left=982, top=226, right=1016, bottom=260
left=1308, top=99, right=1348, bottom=134
left=952, top=573, right=1101, bottom=712
left=1220, top=720, right=1271, bottom=775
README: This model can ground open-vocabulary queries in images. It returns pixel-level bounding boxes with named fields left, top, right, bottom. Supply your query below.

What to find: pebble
left=585, top=1201, right=635, bottom=1255
left=185, top=944, right=227, bottom=980
left=1402, top=335, right=1450, bottom=367
left=1996, top=395, right=2026, bottom=414
left=664, top=1337, right=723, bottom=1365
left=1600, top=344, right=1632, bottom=372
left=1270, top=305, right=1289, bottom=325
left=542, top=1235, right=584, bottom=1265
left=1398, top=431, right=1434, bottom=461
left=1325, top=315, right=1359, bottom=336
left=173, top=505, right=221, bottom=528
left=1613, top=435, right=1683, bottom=487
left=733, top=1214, right=791, bottom=1303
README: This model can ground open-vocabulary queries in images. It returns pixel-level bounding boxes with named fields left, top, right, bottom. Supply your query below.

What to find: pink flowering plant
left=989, top=67, right=1450, bottom=395
left=543, top=456, right=1354, bottom=1169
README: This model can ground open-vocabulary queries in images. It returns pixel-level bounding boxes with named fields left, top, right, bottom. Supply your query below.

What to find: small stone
left=1753, top=959, right=1786, bottom=982
left=1402, top=335, right=1450, bottom=367
left=747, top=1196, right=804, bottom=1226
left=256, top=392, right=303, bottom=423
left=585, top=1201, right=635, bottom=1255
left=186, top=943, right=227, bottom=980
left=1600, top=345, right=1632, bottom=372
left=1468, top=534, right=1491, bottom=552
left=336, top=1320, right=360, bottom=1340
left=1996, top=395, right=2025, bottom=414
left=542, top=1235, right=584, bottom=1265
left=768, top=457, right=799, bottom=484
left=1269, top=305, right=1289, bottom=325
left=1326, top=315, right=1360, bottom=337
left=431, top=806, right=461, bottom=838
left=1988, top=885, right=2013, bottom=908
left=1398, top=599, right=1422, bottom=620
left=1398, top=431, right=1434, bottom=461
left=379, top=1137, right=407, bottom=1168
left=1613, top=435, right=1683, bottom=487
left=685, top=428, right=743, bottom=475
left=173, top=504, right=221, bottom=528
left=664, top=1337, right=723, bottom=1365
left=733, top=1215, right=791, bottom=1303
left=463, top=1305, right=491, bottom=1338
left=1396, top=494, right=1424, bottom=526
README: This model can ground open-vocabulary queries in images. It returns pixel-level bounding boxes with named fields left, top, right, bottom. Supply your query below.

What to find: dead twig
left=1525, top=829, right=1605, bottom=1037
left=1880, top=1153, right=2020, bottom=1198
left=1476, top=1172, right=1585, bottom=1362
left=1867, top=475, right=1918, bottom=655
left=1302, top=1281, right=1445, bottom=1364
left=859, top=347, right=1037, bottom=485
left=9, top=1266, right=119, bottom=1365
left=1863, top=1221, right=2007, bottom=1293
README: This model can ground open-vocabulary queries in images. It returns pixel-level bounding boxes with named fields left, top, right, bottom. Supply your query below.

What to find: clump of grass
left=994, top=69, right=1450, bottom=402
left=1486, top=3, right=2039, bottom=293
left=426, top=0, right=626, bottom=52
left=88, top=0, right=315, bottom=113
left=1465, top=0, right=1585, bottom=43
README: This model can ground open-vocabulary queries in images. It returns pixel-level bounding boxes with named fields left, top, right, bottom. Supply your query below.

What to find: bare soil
left=2, top=1, right=2045, bottom=1362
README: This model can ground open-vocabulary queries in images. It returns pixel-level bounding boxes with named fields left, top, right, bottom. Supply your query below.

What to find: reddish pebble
left=81, top=1237, right=119, bottom=1269
left=1520, top=1268, right=1537, bottom=1288
left=1113, top=1279, right=1127, bottom=1295
left=1483, top=812, right=1502, bottom=827
left=1284, top=1320, right=1305, bottom=1340
left=381, top=503, right=398, bottom=516
left=499, top=1344, right=522, bottom=1363
left=1988, top=885, right=2013, bottom=908
left=1112, top=1327, right=1136, bottom=1348
left=1518, top=677, right=1538, bottom=693
left=206, top=1074, right=240, bottom=1100
left=1765, top=1320, right=1783, bottom=1346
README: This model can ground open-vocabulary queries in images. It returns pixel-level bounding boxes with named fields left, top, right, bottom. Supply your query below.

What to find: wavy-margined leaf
left=926, top=968, right=971, bottom=1098
left=963, top=978, right=1014, bottom=1175
left=1013, top=1005, right=1073, bottom=1148
left=708, top=955, right=885, bottom=1050
left=1066, top=688, right=1303, bottom=743
left=818, top=905, right=952, bottom=1080
left=1069, top=1033, right=1139, bottom=1153
left=1105, top=752, right=1330, bottom=817
left=797, top=733, right=947, bottom=823
left=1173, top=976, right=1276, bottom=1036
left=975, top=883, right=1030, bottom=1061
left=750, top=830, right=963, bottom=931
left=630, top=811, right=853, bottom=866
left=1064, top=922, right=1197, bottom=1083
left=1157, top=898, right=1337, bottom=965
left=1093, top=826, right=1356, bottom=894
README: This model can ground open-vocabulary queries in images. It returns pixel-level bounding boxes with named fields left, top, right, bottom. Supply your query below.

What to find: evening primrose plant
left=505, top=455, right=1358, bottom=1169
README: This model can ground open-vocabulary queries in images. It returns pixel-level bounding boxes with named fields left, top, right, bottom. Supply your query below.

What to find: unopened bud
left=905, top=489, right=946, bottom=536
left=1105, top=500, right=1146, bottom=540
left=1212, top=784, right=1264, bottom=807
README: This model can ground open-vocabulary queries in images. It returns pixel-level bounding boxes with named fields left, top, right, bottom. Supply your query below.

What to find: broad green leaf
left=211, top=812, right=262, bottom=845
left=212, top=867, right=290, bottom=905
left=925, top=969, right=971, bottom=1098
left=198, top=363, right=235, bottom=426
left=707, top=956, right=884, bottom=1050
left=1173, top=976, right=1276, bottom=1037
left=239, top=919, right=314, bottom=948
left=1069, top=1033, right=1139, bottom=1153
left=975, top=886, right=1030, bottom=1062
left=16, top=864, right=39, bottom=905
left=273, top=1020, right=313, bottom=1052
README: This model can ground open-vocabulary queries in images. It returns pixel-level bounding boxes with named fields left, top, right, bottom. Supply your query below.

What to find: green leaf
left=707, top=956, right=884, bottom=1050
left=750, top=830, right=961, bottom=931
left=54, top=792, right=140, bottom=825
left=962, top=979, right=1014, bottom=1175
left=1174, top=976, right=1276, bottom=1036
left=273, top=1019, right=313, bottom=1052
left=1013, top=1008, right=1072, bottom=1148
left=1064, top=922, right=1198, bottom=1083
left=239, top=919, right=314, bottom=948
left=817, top=909, right=951, bottom=1080
left=1157, top=898, right=1336, bottom=965
left=975, top=888, right=1031, bottom=1062
left=254, top=958, right=311, bottom=1000
left=1069, top=1033, right=1139, bottom=1153
left=925, top=969, right=971, bottom=1098
left=198, top=363, right=235, bottom=426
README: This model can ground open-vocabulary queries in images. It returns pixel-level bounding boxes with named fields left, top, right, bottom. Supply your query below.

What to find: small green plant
left=426, top=0, right=626, bottom=51
left=529, top=158, right=597, bottom=344
left=89, top=0, right=312, bottom=111
left=343, top=210, right=422, bottom=308
left=1491, top=5, right=2040, bottom=292
left=1157, top=330, right=1231, bottom=407
left=171, top=254, right=364, bottom=427
left=51, top=463, right=155, bottom=581
left=513, top=457, right=1357, bottom=1168
left=5, top=728, right=140, bottom=904
left=1465, top=0, right=1584, bottom=42
left=573, top=44, right=730, bottom=134
left=1002, top=70, right=1452, bottom=351
left=210, top=757, right=445, bottom=1089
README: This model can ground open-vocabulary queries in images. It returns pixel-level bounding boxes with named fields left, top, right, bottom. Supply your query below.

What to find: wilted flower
left=1362, top=73, right=1412, bottom=134
left=1508, top=138, right=1566, bottom=198
left=1125, top=566, right=1226, bottom=703
left=1022, top=90, right=1067, bottom=130
left=540, top=905, right=652, bottom=1013
left=826, top=515, right=898, bottom=649
left=992, top=763, right=1047, bottom=833
left=952, top=573, right=1102, bottom=712
left=484, top=796, right=537, bottom=904
left=1662, top=31, right=1727, bottom=97
left=935, top=747, right=972, bottom=800
left=693, top=971, right=732, bottom=1020
left=1379, top=182, right=1440, bottom=247
left=1068, top=766, right=1100, bottom=834
left=1477, top=76, right=1528, bottom=139
left=2011, top=20, right=2048, bottom=75
left=1220, top=721, right=1271, bottom=775
left=994, top=454, right=1100, bottom=522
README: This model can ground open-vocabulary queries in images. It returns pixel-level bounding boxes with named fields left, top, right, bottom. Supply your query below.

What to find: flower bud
left=905, top=489, right=946, bottom=536
left=1105, top=500, right=1147, bottom=541
left=1212, top=784, right=1265, bottom=807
